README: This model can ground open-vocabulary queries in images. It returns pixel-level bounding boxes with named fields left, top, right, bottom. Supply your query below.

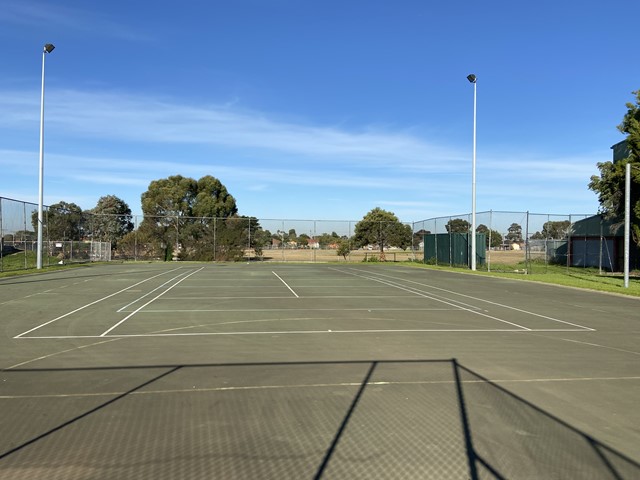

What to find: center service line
left=272, top=271, right=299, bottom=298
left=100, top=267, right=204, bottom=337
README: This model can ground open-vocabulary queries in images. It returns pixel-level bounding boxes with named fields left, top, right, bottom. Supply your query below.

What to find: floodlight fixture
left=44, top=43, right=55, bottom=54
left=467, top=74, right=477, bottom=83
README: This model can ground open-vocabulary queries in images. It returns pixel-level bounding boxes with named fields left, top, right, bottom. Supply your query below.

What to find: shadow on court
left=1, top=359, right=638, bottom=479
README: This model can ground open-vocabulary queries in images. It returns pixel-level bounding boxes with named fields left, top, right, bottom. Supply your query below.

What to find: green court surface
left=1, top=263, right=639, bottom=479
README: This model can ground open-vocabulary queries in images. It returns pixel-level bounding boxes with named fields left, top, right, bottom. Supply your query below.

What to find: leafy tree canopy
left=89, top=195, right=134, bottom=245
left=445, top=218, right=470, bottom=233
left=31, top=201, right=84, bottom=241
left=530, top=220, right=571, bottom=240
left=353, top=207, right=412, bottom=252
left=506, top=223, right=523, bottom=243
left=476, top=224, right=503, bottom=248
left=141, top=174, right=238, bottom=220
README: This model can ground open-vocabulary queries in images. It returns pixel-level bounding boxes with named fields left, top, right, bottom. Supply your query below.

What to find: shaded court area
left=1, top=263, right=639, bottom=478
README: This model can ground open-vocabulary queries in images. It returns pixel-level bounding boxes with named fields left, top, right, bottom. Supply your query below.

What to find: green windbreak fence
left=424, top=233, right=486, bottom=267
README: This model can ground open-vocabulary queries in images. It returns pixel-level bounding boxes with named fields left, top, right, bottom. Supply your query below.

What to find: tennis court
left=1, top=263, right=639, bottom=478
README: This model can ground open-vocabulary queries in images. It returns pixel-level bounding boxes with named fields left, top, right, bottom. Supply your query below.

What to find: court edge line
left=17, top=328, right=593, bottom=339
left=272, top=271, right=299, bottom=298
left=4, top=375, right=639, bottom=399
left=332, top=267, right=532, bottom=331
left=100, top=267, right=204, bottom=336
left=348, top=267, right=596, bottom=331
left=13, top=267, right=184, bottom=338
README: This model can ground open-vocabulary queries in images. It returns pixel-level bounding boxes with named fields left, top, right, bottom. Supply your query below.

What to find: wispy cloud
left=0, top=88, right=467, bottom=172
left=0, top=1, right=152, bottom=41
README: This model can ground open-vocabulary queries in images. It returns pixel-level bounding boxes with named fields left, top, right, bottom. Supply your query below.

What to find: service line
left=14, top=267, right=184, bottom=338
left=100, top=267, right=204, bottom=336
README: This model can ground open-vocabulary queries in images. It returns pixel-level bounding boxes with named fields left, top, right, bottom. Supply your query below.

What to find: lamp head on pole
left=44, top=43, right=55, bottom=54
left=467, top=74, right=477, bottom=84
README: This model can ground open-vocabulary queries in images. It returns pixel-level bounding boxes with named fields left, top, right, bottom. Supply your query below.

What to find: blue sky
left=0, top=0, right=638, bottom=222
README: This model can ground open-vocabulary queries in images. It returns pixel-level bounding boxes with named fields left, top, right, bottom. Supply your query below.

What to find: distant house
left=308, top=238, right=320, bottom=249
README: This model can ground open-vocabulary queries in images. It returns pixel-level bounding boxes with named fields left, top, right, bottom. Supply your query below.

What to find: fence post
left=434, top=218, right=438, bottom=266
left=525, top=211, right=530, bottom=274
left=567, top=214, right=572, bottom=271
left=599, top=217, right=603, bottom=274
left=488, top=210, right=492, bottom=272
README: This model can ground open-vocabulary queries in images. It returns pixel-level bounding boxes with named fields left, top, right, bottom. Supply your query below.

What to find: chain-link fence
left=414, top=210, right=638, bottom=273
left=0, top=197, right=111, bottom=271
left=0, top=197, right=422, bottom=271
left=4, top=197, right=636, bottom=273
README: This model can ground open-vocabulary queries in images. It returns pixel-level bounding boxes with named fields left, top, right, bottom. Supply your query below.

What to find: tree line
left=14, top=176, right=417, bottom=261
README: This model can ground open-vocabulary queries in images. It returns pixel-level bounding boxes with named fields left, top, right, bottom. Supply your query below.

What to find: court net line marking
left=338, top=267, right=595, bottom=331
left=3, top=375, right=639, bottom=399
left=272, top=271, right=299, bottom=297
left=331, top=267, right=532, bottom=331
left=100, top=267, right=204, bottom=337
left=13, top=267, right=185, bottom=339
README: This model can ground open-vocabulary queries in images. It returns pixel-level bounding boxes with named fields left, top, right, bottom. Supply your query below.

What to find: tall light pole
left=467, top=74, right=477, bottom=271
left=37, top=43, right=55, bottom=269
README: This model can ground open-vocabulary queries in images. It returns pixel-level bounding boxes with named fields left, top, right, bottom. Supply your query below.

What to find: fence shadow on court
left=1, top=359, right=639, bottom=479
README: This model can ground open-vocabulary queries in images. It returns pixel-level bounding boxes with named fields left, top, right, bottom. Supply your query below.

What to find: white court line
left=557, top=338, right=640, bottom=356
left=340, top=267, right=595, bottom=331
left=14, top=267, right=184, bottom=338
left=5, top=377, right=640, bottom=400
left=17, top=328, right=592, bottom=340
left=100, top=267, right=204, bottom=336
left=125, top=307, right=461, bottom=313
left=272, top=271, right=299, bottom=298
left=3, top=375, right=639, bottom=399
left=117, top=270, right=194, bottom=312
left=4, top=339, right=121, bottom=369
left=333, top=267, right=531, bottom=331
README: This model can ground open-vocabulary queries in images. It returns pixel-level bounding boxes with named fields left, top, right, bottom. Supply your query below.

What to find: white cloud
left=0, top=88, right=467, bottom=172
left=0, top=2, right=152, bottom=41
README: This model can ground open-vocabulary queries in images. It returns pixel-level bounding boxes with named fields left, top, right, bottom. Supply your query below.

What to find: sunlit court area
left=1, top=263, right=639, bottom=479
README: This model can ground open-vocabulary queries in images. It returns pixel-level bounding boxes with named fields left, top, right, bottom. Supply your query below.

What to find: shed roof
left=571, top=214, right=622, bottom=237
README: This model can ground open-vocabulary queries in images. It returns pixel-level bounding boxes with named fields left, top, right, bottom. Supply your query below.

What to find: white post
left=470, top=77, right=477, bottom=270
left=37, top=44, right=54, bottom=269
left=624, top=162, right=630, bottom=288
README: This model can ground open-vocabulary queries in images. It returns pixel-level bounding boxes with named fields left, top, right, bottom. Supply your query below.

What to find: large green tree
left=88, top=195, right=134, bottom=247
left=589, top=90, right=640, bottom=244
left=530, top=220, right=571, bottom=240
left=476, top=224, right=503, bottom=248
left=353, top=208, right=412, bottom=253
left=445, top=218, right=470, bottom=234
left=506, top=223, right=523, bottom=243
left=32, top=201, right=84, bottom=241
left=139, top=174, right=254, bottom=261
